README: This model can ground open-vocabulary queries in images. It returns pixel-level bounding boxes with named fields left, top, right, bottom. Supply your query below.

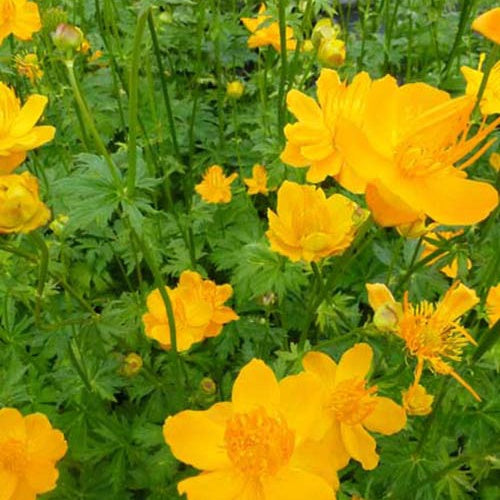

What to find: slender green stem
left=127, top=8, right=149, bottom=198
left=277, top=0, right=288, bottom=143
left=299, top=262, right=325, bottom=347
left=28, top=232, right=50, bottom=325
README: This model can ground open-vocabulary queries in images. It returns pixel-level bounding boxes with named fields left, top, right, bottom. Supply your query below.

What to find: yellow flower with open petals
left=366, top=282, right=480, bottom=400
left=336, top=76, right=499, bottom=226
left=0, top=0, right=41, bottom=45
left=0, top=172, right=50, bottom=234
left=142, top=270, right=238, bottom=351
left=0, top=408, right=67, bottom=500
left=472, top=7, right=500, bottom=45
left=244, top=164, right=269, bottom=195
left=486, top=283, right=500, bottom=327
left=164, top=359, right=338, bottom=500
left=0, top=83, right=55, bottom=174
left=303, top=344, right=406, bottom=471
left=195, top=165, right=238, bottom=204
left=461, top=57, right=500, bottom=116
left=281, top=69, right=372, bottom=186
left=266, top=181, right=358, bottom=262
left=402, top=384, right=434, bottom=416
left=241, top=3, right=296, bottom=52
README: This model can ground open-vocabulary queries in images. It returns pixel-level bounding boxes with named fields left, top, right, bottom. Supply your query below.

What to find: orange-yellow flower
left=402, top=384, right=434, bottom=416
left=486, top=283, right=500, bottom=327
left=461, top=57, right=500, bottom=116
left=241, top=4, right=296, bottom=52
left=336, top=76, right=499, bottom=226
left=420, top=230, right=472, bottom=279
left=142, top=270, right=239, bottom=351
left=15, top=53, right=43, bottom=83
left=366, top=282, right=481, bottom=400
left=0, top=83, right=55, bottom=174
left=303, top=344, right=406, bottom=470
left=281, top=69, right=372, bottom=186
left=266, top=181, right=358, bottom=262
left=164, top=359, right=338, bottom=500
left=243, top=164, right=269, bottom=195
left=0, top=172, right=50, bottom=234
left=195, top=165, right=238, bottom=204
left=0, top=0, right=41, bottom=45
left=472, top=7, right=500, bottom=45
left=317, top=38, right=346, bottom=68
left=0, top=408, right=67, bottom=499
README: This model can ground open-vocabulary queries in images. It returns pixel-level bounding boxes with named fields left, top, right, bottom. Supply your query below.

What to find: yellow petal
left=178, top=469, right=246, bottom=500
left=336, top=343, right=373, bottom=383
left=25, top=413, right=67, bottom=461
left=434, top=283, right=479, bottom=323
left=0, top=408, right=26, bottom=442
left=232, top=359, right=280, bottom=414
left=287, top=90, right=323, bottom=122
left=363, top=397, right=406, bottom=435
left=472, top=7, right=500, bottom=45
left=0, top=470, right=17, bottom=500
left=25, top=459, right=59, bottom=493
left=302, top=351, right=337, bottom=393
left=366, top=283, right=396, bottom=311
left=340, top=423, right=379, bottom=470
left=9, top=95, right=48, bottom=136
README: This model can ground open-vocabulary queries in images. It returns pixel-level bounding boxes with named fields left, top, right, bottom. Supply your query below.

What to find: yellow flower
left=15, top=53, right=43, bottom=83
left=402, top=384, right=434, bottom=416
left=142, top=270, right=239, bottom=351
left=226, top=80, right=244, bottom=99
left=244, top=164, right=269, bottom=195
left=366, top=282, right=481, bottom=400
left=0, top=172, right=50, bottom=234
left=241, top=3, right=296, bottom=52
left=0, top=0, right=41, bottom=45
left=164, top=359, right=339, bottom=500
left=461, top=57, right=500, bottom=116
left=195, top=165, right=238, bottom=204
left=266, top=181, right=358, bottom=262
left=366, top=283, right=401, bottom=332
left=336, top=76, right=500, bottom=226
left=311, top=18, right=341, bottom=48
left=0, top=408, right=67, bottom=499
left=486, top=283, right=500, bottom=327
left=317, top=38, right=346, bottom=68
left=0, top=83, right=55, bottom=174
left=281, top=69, right=372, bottom=185
left=303, top=344, right=407, bottom=471
left=490, top=152, right=500, bottom=172
left=472, top=7, right=500, bottom=45
left=122, top=352, right=143, bottom=377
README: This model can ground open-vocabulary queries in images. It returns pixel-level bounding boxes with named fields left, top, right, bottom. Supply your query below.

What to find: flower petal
left=302, top=351, right=337, bottom=393
left=341, top=423, right=379, bottom=470
left=25, top=413, right=67, bottom=461
left=25, top=459, right=60, bottom=493
left=434, top=283, right=479, bottom=322
left=287, top=90, right=323, bottom=122
left=336, top=343, right=373, bottom=383
left=0, top=408, right=26, bottom=442
left=363, top=397, right=406, bottom=435
left=366, top=283, right=396, bottom=311
left=178, top=470, right=246, bottom=500
left=9, top=95, right=47, bottom=136
left=0, top=470, right=17, bottom=500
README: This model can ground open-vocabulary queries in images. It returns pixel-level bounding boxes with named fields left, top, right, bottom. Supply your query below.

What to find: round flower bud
left=373, top=302, right=402, bottom=332
left=402, top=384, right=434, bottom=416
left=52, top=23, right=84, bottom=51
left=311, top=19, right=341, bottom=48
left=317, top=38, right=346, bottom=67
left=122, top=353, right=143, bottom=377
left=302, top=39, right=314, bottom=53
left=200, top=377, right=217, bottom=395
left=226, top=80, right=245, bottom=99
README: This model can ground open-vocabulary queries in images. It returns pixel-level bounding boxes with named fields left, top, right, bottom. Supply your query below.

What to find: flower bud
left=317, top=38, right=346, bottom=67
left=302, top=39, right=314, bottom=53
left=397, top=216, right=438, bottom=239
left=122, top=353, right=143, bottom=377
left=226, top=80, right=244, bottom=99
left=200, top=377, right=217, bottom=395
left=52, top=23, right=84, bottom=51
left=373, top=302, right=401, bottom=332
left=311, top=19, right=341, bottom=48
left=49, top=214, right=69, bottom=236
left=402, top=384, right=434, bottom=416
left=259, top=291, right=277, bottom=307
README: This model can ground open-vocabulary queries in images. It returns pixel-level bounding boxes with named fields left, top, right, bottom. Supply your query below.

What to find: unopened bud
left=259, top=291, right=277, bottom=307
left=402, top=384, right=434, bottom=416
left=226, top=80, right=244, bottom=99
left=317, top=38, right=346, bottom=67
left=311, top=19, right=341, bottom=48
left=302, top=39, right=314, bottom=53
left=122, top=353, right=143, bottom=377
left=373, top=302, right=401, bottom=331
left=200, top=377, right=217, bottom=395
left=52, top=23, right=84, bottom=51
left=49, top=214, right=69, bottom=236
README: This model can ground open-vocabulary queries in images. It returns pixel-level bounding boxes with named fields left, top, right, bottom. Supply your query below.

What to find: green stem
left=277, top=0, right=288, bottom=143
left=127, top=8, right=149, bottom=198
left=28, top=231, right=49, bottom=325
left=299, top=262, right=325, bottom=347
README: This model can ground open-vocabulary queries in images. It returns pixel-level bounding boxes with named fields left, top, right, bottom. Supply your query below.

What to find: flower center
left=396, top=145, right=446, bottom=178
left=0, top=439, right=28, bottom=474
left=224, top=407, right=295, bottom=476
left=329, top=378, right=377, bottom=425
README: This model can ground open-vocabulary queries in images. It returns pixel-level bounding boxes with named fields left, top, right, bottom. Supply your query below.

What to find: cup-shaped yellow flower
left=461, top=58, right=500, bottom=116
left=402, top=384, right=434, bottom=416
left=0, top=83, right=55, bottom=174
left=142, top=270, right=239, bottom=351
left=472, top=7, right=500, bottom=45
left=302, top=344, right=407, bottom=471
left=266, top=181, right=358, bottom=262
left=241, top=3, right=296, bottom=52
left=317, top=38, right=346, bottom=68
left=195, top=165, right=238, bottom=204
left=244, top=164, right=269, bottom=195
left=366, top=282, right=481, bottom=400
left=336, top=76, right=500, bottom=226
left=486, top=283, right=500, bottom=327
left=0, top=408, right=67, bottom=499
left=164, top=359, right=339, bottom=500
left=0, top=0, right=41, bottom=45
left=0, top=172, right=50, bottom=234
left=281, top=69, right=372, bottom=186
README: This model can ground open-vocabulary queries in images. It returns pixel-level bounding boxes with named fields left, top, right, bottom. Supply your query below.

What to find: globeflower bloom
left=226, top=80, right=244, bottom=99
left=0, top=83, right=55, bottom=174
left=0, top=408, right=67, bottom=499
left=366, top=282, right=481, bottom=400
left=486, top=283, right=500, bottom=327
left=164, top=359, right=338, bottom=500
left=281, top=69, right=372, bottom=186
left=472, top=7, right=500, bottom=45
left=302, top=344, right=407, bottom=470
left=0, top=172, right=50, bottom=234
left=317, top=38, right=346, bottom=68
left=402, top=384, right=434, bottom=416
left=266, top=181, right=358, bottom=262
left=244, top=164, right=269, bottom=195
left=142, top=270, right=239, bottom=351
left=336, top=76, right=500, bottom=226
left=241, top=4, right=296, bottom=52
left=0, top=0, right=41, bottom=45
left=195, top=165, right=238, bottom=204
left=461, top=57, right=500, bottom=116
left=15, top=53, right=43, bottom=83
